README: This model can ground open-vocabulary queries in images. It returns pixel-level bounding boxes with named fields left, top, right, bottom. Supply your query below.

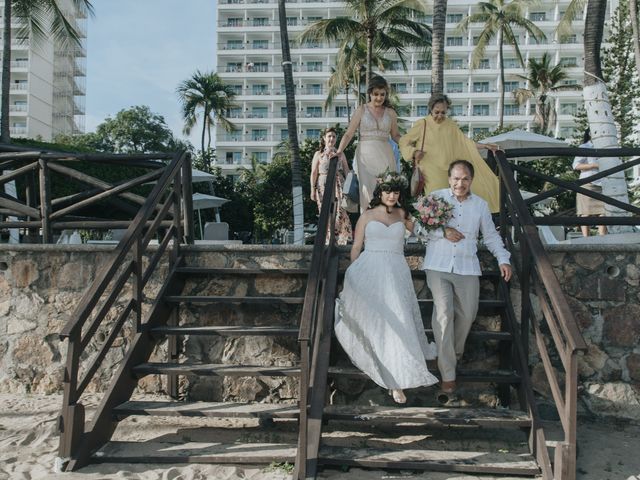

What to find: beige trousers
left=426, top=270, right=480, bottom=382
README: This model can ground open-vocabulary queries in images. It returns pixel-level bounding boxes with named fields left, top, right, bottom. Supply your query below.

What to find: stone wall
left=0, top=243, right=638, bottom=420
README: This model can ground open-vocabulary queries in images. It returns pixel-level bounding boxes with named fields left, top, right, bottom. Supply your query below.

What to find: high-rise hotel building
left=0, top=0, right=87, bottom=140
left=216, top=0, right=616, bottom=177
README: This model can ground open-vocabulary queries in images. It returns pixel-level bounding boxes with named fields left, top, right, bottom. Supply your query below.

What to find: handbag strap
left=420, top=118, right=427, bottom=152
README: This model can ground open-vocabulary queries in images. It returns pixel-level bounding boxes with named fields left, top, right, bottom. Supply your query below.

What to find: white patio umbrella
left=479, top=129, right=567, bottom=161
left=192, top=192, right=230, bottom=238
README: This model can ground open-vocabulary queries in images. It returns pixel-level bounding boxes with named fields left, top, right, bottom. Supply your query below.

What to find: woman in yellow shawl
left=399, top=94, right=502, bottom=212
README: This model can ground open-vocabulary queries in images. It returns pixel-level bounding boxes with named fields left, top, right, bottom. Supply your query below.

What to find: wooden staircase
left=57, top=153, right=584, bottom=479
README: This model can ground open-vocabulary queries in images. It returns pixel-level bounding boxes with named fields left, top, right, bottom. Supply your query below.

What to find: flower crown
left=376, top=169, right=408, bottom=191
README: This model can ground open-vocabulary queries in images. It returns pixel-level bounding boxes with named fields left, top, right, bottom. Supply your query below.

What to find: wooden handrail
left=494, top=151, right=587, bottom=353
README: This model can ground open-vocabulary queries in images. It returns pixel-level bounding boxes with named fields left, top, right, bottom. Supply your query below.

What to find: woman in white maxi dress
left=335, top=173, right=438, bottom=403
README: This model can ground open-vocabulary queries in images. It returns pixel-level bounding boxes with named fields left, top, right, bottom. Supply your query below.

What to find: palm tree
left=457, top=0, right=545, bottom=128
left=431, top=0, right=448, bottom=95
left=513, top=53, right=577, bottom=134
left=630, top=0, right=640, bottom=76
left=325, top=40, right=389, bottom=119
left=300, top=0, right=431, bottom=88
left=1, top=0, right=94, bottom=143
left=277, top=0, right=304, bottom=244
left=583, top=0, right=631, bottom=226
left=176, top=71, right=237, bottom=163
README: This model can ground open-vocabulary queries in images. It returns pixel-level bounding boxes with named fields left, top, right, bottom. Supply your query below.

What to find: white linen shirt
left=572, top=141, right=602, bottom=186
left=422, top=188, right=510, bottom=276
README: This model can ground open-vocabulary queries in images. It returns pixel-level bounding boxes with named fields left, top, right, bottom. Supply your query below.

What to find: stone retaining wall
left=0, top=243, right=638, bottom=419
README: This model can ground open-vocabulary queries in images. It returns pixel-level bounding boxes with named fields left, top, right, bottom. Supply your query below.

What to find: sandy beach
left=1, top=393, right=639, bottom=480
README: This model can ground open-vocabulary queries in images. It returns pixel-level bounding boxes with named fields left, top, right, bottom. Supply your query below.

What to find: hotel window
left=280, top=107, right=288, bottom=117
left=252, top=152, right=268, bottom=164
left=286, top=17, right=297, bottom=26
left=446, top=13, right=463, bottom=23
left=415, top=14, right=432, bottom=23
left=416, top=60, right=431, bottom=70
left=306, top=61, right=323, bottom=72
left=227, top=18, right=242, bottom=26
left=280, top=129, right=289, bottom=140
left=472, top=36, right=480, bottom=46
left=253, top=62, right=269, bottom=72
left=226, top=62, right=242, bottom=72
left=226, top=152, right=242, bottom=165
left=250, top=107, right=268, bottom=118
left=446, top=82, right=464, bottom=93
left=229, top=85, right=242, bottom=95
left=446, top=36, right=463, bottom=46
left=473, top=127, right=490, bottom=136
left=252, top=85, right=269, bottom=95
left=530, top=12, right=546, bottom=21
left=450, top=105, right=464, bottom=116
left=390, top=83, right=408, bottom=93
left=504, top=81, right=519, bottom=92
left=251, top=129, right=267, bottom=141
left=416, top=105, right=428, bottom=116
left=560, top=34, right=577, bottom=44
left=389, top=61, right=403, bottom=71
left=416, top=82, right=431, bottom=93
left=446, top=59, right=464, bottom=69
left=306, top=106, right=322, bottom=118
left=252, top=17, right=269, bottom=26
left=560, top=57, right=578, bottom=67
left=227, top=108, right=242, bottom=118
left=226, top=40, right=243, bottom=50
left=306, top=129, right=321, bottom=139
left=307, top=84, right=322, bottom=94
left=478, top=59, right=490, bottom=69
left=308, top=16, right=322, bottom=21
left=473, top=82, right=489, bottom=93
left=472, top=104, right=490, bottom=116
left=252, top=39, right=269, bottom=49
left=335, top=106, right=349, bottom=117
left=504, top=104, right=521, bottom=115
left=560, top=103, right=578, bottom=115
left=503, top=58, right=519, bottom=68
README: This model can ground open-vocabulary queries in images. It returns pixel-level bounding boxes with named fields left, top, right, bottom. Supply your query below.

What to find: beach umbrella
left=479, top=129, right=567, bottom=161
left=192, top=193, right=230, bottom=238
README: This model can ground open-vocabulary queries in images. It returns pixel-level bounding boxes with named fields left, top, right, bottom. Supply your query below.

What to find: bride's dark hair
left=368, top=184, right=410, bottom=218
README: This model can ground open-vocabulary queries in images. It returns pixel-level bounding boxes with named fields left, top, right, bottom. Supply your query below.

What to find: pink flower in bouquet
left=412, top=194, right=454, bottom=233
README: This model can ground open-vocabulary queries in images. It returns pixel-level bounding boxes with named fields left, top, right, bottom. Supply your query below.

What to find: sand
left=0, top=393, right=638, bottom=480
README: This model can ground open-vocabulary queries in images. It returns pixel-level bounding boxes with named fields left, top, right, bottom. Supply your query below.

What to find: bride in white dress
left=335, top=171, right=438, bottom=404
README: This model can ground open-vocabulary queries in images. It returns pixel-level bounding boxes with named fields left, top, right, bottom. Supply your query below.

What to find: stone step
left=113, top=400, right=299, bottom=419
left=318, top=446, right=540, bottom=476
left=132, top=362, right=300, bottom=378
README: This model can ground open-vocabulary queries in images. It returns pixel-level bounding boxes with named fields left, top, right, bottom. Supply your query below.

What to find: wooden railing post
left=58, top=332, right=84, bottom=462
left=181, top=154, right=194, bottom=244
left=132, top=237, right=143, bottom=331
left=38, top=158, right=52, bottom=243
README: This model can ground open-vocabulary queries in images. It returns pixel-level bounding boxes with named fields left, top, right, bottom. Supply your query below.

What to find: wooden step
left=322, top=405, right=530, bottom=428
left=175, top=267, right=309, bottom=276
left=149, top=325, right=299, bottom=336
left=318, top=446, right=539, bottom=476
left=93, top=440, right=296, bottom=465
left=328, top=366, right=521, bottom=384
left=133, top=362, right=300, bottom=377
left=428, top=328, right=511, bottom=341
left=164, top=295, right=305, bottom=304
left=113, top=400, right=299, bottom=419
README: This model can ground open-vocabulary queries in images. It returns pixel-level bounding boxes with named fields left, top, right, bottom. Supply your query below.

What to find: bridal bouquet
left=412, top=194, right=454, bottom=234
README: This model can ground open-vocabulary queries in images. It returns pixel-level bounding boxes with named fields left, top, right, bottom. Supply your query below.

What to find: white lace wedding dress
left=334, top=220, right=438, bottom=390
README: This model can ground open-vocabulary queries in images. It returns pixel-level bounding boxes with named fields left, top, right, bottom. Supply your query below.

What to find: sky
left=85, top=0, right=217, bottom=147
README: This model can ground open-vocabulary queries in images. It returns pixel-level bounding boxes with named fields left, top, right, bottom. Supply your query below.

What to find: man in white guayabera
left=422, top=159, right=512, bottom=400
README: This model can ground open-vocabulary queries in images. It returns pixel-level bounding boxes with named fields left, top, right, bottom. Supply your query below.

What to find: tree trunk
left=200, top=107, right=207, bottom=160
left=630, top=0, right=640, bottom=77
left=583, top=0, right=630, bottom=230
left=431, top=0, right=447, bottom=95
left=366, top=30, right=374, bottom=89
left=345, top=82, right=351, bottom=122
left=277, top=0, right=304, bottom=244
left=498, top=28, right=505, bottom=129
left=1, top=0, right=12, bottom=143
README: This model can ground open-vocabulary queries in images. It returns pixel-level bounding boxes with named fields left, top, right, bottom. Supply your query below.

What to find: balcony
left=10, top=82, right=28, bottom=91
left=10, top=60, right=28, bottom=69
left=10, top=127, right=27, bottom=136
left=9, top=104, right=27, bottom=113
